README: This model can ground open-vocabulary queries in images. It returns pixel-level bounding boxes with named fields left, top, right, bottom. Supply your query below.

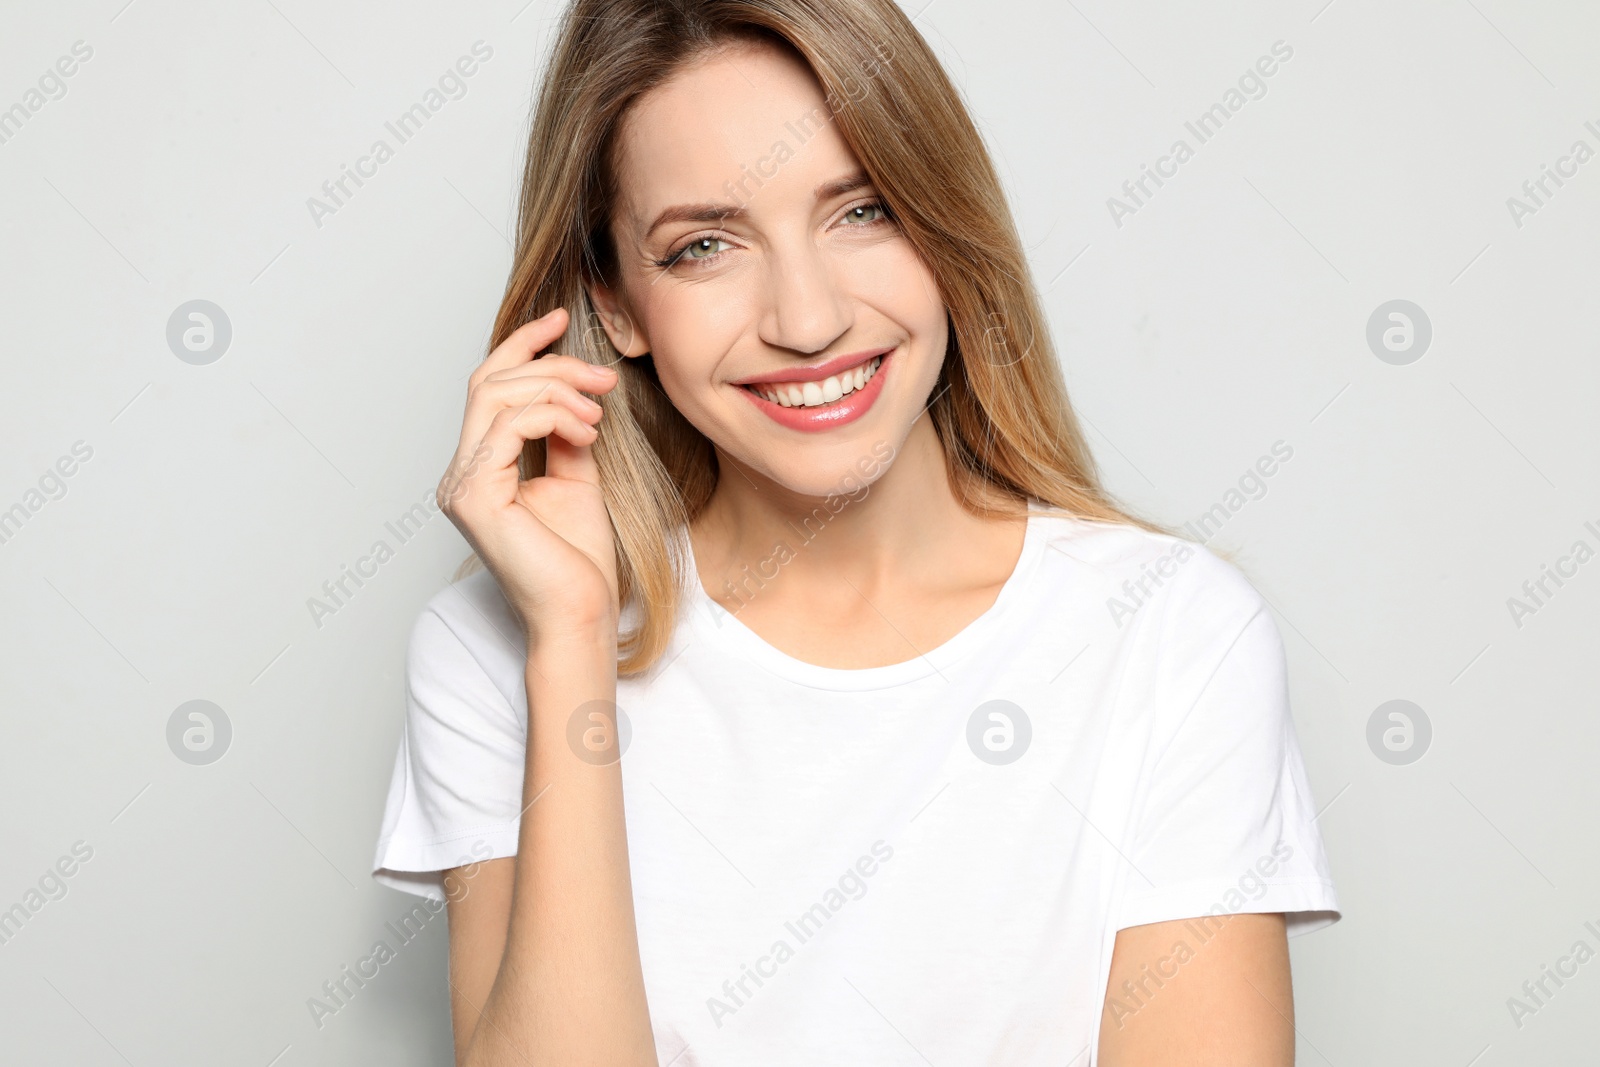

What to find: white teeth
left=755, top=356, right=882, bottom=407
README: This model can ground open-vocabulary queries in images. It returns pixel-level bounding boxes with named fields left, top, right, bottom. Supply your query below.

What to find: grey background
left=2, top=0, right=1595, bottom=1063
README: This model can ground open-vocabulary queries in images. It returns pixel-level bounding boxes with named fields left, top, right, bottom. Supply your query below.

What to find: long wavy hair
left=457, top=0, right=1167, bottom=676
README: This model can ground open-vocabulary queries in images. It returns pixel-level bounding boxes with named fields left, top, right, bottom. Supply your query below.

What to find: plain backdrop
left=2, top=1, right=1596, bottom=1064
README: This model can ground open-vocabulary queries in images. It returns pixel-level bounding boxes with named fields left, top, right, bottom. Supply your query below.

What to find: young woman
left=372, top=0, right=1340, bottom=1063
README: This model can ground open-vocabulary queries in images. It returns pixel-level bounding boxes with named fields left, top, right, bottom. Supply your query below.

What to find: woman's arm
left=442, top=855, right=513, bottom=1062
left=1098, top=912, right=1294, bottom=1066
left=446, top=626, right=655, bottom=1066
left=426, top=305, right=652, bottom=1064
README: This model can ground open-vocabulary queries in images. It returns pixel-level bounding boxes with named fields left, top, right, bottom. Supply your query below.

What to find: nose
left=756, top=238, right=853, bottom=355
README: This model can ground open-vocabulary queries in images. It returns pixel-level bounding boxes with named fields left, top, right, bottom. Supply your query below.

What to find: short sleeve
left=371, top=602, right=528, bottom=901
left=1114, top=556, right=1341, bottom=938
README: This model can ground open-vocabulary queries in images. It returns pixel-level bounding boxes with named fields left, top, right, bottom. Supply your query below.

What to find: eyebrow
left=641, top=172, right=876, bottom=242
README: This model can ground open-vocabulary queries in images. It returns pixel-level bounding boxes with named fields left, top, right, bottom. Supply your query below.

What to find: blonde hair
left=458, top=0, right=1169, bottom=675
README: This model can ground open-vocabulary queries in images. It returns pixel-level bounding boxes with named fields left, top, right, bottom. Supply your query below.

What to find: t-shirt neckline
left=682, top=502, right=1051, bottom=692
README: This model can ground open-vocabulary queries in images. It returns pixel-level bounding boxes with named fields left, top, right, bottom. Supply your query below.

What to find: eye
left=683, top=236, right=728, bottom=260
left=839, top=201, right=889, bottom=225
left=658, top=235, right=732, bottom=269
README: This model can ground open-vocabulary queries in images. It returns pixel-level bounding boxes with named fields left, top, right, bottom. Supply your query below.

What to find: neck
left=689, top=418, right=1027, bottom=606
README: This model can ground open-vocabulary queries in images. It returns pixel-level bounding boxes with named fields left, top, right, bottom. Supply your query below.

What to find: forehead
left=611, top=39, right=858, bottom=231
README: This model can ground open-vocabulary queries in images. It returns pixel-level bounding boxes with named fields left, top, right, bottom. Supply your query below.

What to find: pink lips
left=730, top=346, right=894, bottom=386
left=738, top=349, right=892, bottom=433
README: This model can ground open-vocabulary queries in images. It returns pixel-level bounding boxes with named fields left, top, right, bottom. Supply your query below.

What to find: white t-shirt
left=372, top=502, right=1340, bottom=1065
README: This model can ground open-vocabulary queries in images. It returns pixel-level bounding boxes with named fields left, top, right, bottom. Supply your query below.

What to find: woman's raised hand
left=438, top=307, right=622, bottom=642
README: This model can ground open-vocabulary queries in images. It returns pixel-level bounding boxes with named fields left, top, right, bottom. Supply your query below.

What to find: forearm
left=462, top=623, right=655, bottom=1066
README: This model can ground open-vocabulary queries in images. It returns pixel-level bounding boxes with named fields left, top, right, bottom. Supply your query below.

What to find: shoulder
left=1030, top=509, right=1267, bottom=634
left=1031, top=514, right=1292, bottom=751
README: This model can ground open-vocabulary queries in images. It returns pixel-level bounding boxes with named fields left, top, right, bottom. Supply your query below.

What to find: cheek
left=637, top=289, right=754, bottom=456
left=843, top=239, right=947, bottom=341
left=845, top=242, right=949, bottom=399
left=851, top=238, right=934, bottom=308
left=631, top=282, right=748, bottom=393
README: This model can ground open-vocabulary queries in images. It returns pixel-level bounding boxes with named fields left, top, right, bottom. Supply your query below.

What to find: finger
left=481, top=356, right=618, bottom=399
left=544, top=409, right=602, bottom=487
left=461, top=375, right=604, bottom=455
left=469, top=307, right=571, bottom=390
left=441, top=403, right=588, bottom=517
left=453, top=403, right=599, bottom=511
left=455, top=360, right=615, bottom=467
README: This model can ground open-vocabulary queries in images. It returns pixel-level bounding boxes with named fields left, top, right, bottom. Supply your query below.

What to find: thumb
left=544, top=422, right=601, bottom=486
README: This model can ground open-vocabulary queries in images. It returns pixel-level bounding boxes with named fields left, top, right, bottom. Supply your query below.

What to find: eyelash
left=653, top=198, right=895, bottom=270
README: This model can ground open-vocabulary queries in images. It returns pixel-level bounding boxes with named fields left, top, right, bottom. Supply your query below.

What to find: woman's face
left=592, top=38, right=948, bottom=499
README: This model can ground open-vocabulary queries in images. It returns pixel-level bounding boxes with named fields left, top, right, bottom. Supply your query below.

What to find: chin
left=773, top=472, right=873, bottom=503
left=753, top=438, right=899, bottom=503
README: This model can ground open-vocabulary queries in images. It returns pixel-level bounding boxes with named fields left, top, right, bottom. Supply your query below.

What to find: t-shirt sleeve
left=1114, top=551, right=1341, bottom=938
left=371, top=601, right=528, bottom=901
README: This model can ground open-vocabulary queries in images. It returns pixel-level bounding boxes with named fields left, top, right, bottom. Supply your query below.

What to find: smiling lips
left=747, top=355, right=883, bottom=407
left=736, top=349, right=892, bottom=432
